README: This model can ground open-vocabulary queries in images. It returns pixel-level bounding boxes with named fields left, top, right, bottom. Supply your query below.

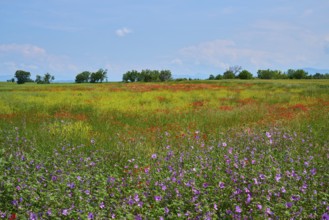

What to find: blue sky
left=1, top=0, right=329, bottom=81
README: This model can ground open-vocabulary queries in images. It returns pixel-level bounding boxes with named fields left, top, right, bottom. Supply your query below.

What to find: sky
left=1, top=0, right=329, bottom=81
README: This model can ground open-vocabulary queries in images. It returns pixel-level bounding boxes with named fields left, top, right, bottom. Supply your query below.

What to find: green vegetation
left=122, top=69, right=172, bottom=82
left=0, top=80, right=328, bottom=218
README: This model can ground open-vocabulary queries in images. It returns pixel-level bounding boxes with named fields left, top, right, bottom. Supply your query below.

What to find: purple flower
left=281, top=187, right=286, bottom=193
left=99, top=202, right=105, bottom=209
left=29, top=212, right=37, bottom=220
left=222, top=142, right=227, bottom=147
left=62, top=209, right=69, bottom=216
left=203, top=183, right=209, bottom=188
left=88, top=212, right=94, bottom=220
left=85, top=190, right=90, bottom=195
left=291, top=195, right=300, bottom=201
left=151, top=154, right=157, bottom=159
left=154, top=195, right=162, bottom=202
left=135, top=214, right=142, bottom=220
left=259, top=174, right=265, bottom=180
left=266, top=208, right=273, bottom=216
left=322, top=213, right=329, bottom=220
left=275, top=174, right=281, bottom=182
left=235, top=205, right=242, bottom=213
left=219, top=182, right=225, bottom=189
left=286, top=202, right=293, bottom=208
left=12, top=200, right=18, bottom=206
left=134, top=194, right=140, bottom=202
left=266, top=132, right=271, bottom=138
left=161, top=185, right=167, bottom=191
left=67, top=183, right=75, bottom=189
left=246, top=194, right=251, bottom=204
left=311, top=168, right=317, bottom=175
left=214, top=203, right=218, bottom=210
left=257, top=204, right=262, bottom=210
left=51, top=175, right=58, bottom=181
left=164, top=207, right=170, bottom=214
left=107, top=177, right=115, bottom=183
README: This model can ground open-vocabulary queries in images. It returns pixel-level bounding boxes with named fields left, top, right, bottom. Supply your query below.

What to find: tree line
left=9, top=66, right=329, bottom=84
left=122, top=69, right=172, bottom=82
left=13, top=70, right=55, bottom=84
left=208, top=66, right=329, bottom=80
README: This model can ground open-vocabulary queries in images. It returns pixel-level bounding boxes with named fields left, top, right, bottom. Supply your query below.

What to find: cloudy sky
left=1, top=0, right=329, bottom=81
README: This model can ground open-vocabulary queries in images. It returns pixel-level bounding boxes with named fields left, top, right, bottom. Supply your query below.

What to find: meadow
left=0, top=80, right=328, bottom=219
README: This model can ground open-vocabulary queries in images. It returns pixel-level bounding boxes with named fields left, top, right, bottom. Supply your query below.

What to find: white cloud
left=180, top=39, right=270, bottom=70
left=0, top=43, right=78, bottom=77
left=115, top=27, right=132, bottom=37
left=0, top=44, right=46, bottom=58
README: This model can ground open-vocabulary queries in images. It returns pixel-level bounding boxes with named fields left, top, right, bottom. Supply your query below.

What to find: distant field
left=1, top=80, right=329, bottom=218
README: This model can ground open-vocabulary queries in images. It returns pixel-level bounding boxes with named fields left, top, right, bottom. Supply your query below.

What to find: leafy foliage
left=75, top=69, right=107, bottom=83
left=238, top=70, right=253, bottom=79
left=35, top=73, right=55, bottom=84
left=123, top=69, right=172, bottom=82
left=14, top=70, right=32, bottom=84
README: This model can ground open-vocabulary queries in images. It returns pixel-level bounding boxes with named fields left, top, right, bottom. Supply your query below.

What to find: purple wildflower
left=259, top=174, right=265, bottom=180
left=266, top=208, right=273, bottom=216
left=311, top=168, right=317, bottom=175
left=219, top=182, right=225, bottom=189
left=164, top=207, right=169, bottom=214
left=154, top=195, right=162, bottom=202
left=51, top=175, right=57, bottom=181
left=134, top=194, right=140, bottom=202
left=87, top=213, right=94, bottom=220
left=291, top=195, right=300, bottom=201
left=286, top=202, right=293, bottom=208
left=62, top=209, right=68, bottom=216
left=323, top=213, right=329, bottom=220
left=85, top=190, right=90, bottom=195
left=235, top=205, right=242, bottom=213
left=99, top=202, right=105, bottom=209
left=257, top=204, right=262, bottom=210
left=29, top=212, right=37, bottom=220
left=12, top=200, right=18, bottom=206
left=151, top=154, right=157, bottom=159
left=275, top=174, right=281, bottom=182
left=214, top=203, right=218, bottom=210
left=67, top=183, right=75, bottom=189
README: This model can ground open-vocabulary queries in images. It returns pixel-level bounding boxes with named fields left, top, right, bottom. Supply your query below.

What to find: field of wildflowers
left=0, top=80, right=329, bottom=219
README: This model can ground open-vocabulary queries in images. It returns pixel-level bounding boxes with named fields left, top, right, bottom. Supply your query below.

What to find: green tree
left=159, top=70, right=172, bottom=82
left=75, top=71, right=91, bottom=83
left=215, top=74, right=223, bottom=80
left=36, top=73, right=55, bottom=84
left=238, top=70, right=253, bottom=79
left=123, top=70, right=139, bottom=82
left=14, top=70, right=32, bottom=84
left=208, top=74, right=215, bottom=80
left=286, top=69, right=308, bottom=79
left=223, top=70, right=235, bottom=79
left=90, top=69, right=107, bottom=83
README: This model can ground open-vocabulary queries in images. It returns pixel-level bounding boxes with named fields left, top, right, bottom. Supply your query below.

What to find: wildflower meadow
left=0, top=80, right=328, bottom=219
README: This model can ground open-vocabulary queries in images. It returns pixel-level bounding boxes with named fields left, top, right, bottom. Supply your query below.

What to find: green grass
left=1, top=80, right=329, bottom=218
